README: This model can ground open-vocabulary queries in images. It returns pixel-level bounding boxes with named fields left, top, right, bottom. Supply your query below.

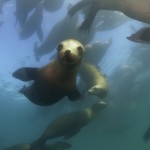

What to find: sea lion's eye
left=77, top=46, right=83, bottom=55
left=58, top=44, right=63, bottom=51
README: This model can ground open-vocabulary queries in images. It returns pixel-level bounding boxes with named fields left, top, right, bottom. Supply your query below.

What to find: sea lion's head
left=57, top=39, right=85, bottom=66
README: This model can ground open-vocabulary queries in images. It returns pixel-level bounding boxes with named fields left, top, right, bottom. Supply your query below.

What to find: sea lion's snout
left=65, top=50, right=71, bottom=56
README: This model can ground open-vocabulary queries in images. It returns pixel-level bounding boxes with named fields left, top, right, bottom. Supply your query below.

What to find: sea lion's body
left=69, top=0, right=150, bottom=32
left=83, top=40, right=112, bottom=65
left=13, top=39, right=85, bottom=106
left=79, top=62, right=108, bottom=98
left=19, top=4, right=43, bottom=41
left=15, top=0, right=41, bottom=27
left=31, top=101, right=107, bottom=148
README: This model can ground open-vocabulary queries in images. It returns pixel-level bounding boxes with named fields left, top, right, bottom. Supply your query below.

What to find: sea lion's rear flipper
left=12, top=67, right=39, bottom=81
left=64, top=128, right=80, bottom=140
left=37, top=25, right=43, bottom=42
left=143, top=126, right=150, bottom=142
left=68, top=88, right=81, bottom=101
left=127, top=27, right=150, bottom=44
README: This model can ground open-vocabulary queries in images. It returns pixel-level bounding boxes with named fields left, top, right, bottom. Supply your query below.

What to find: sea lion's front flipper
left=79, top=2, right=99, bottom=32
left=12, top=67, right=39, bottom=81
left=68, top=88, right=81, bottom=101
left=143, top=126, right=150, bottom=142
left=37, top=26, right=43, bottom=42
left=64, top=128, right=80, bottom=140
left=127, top=27, right=150, bottom=44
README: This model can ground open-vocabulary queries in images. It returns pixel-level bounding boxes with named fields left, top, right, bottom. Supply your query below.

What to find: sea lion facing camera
left=31, top=100, right=107, bottom=148
left=12, top=39, right=85, bottom=106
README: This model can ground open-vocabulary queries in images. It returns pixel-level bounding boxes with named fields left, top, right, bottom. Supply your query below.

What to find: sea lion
left=12, top=39, right=85, bottom=106
left=4, top=141, right=71, bottom=150
left=83, top=39, right=112, bottom=65
left=31, top=100, right=107, bottom=148
left=68, top=0, right=150, bottom=32
left=19, top=3, right=43, bottom=41
left=15, top=0, right=42, bottom=27
left=79, top=62, right=108, bottom=99
left=127, top=27, right=150, bottom=44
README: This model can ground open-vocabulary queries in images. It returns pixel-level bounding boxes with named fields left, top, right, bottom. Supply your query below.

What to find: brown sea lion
left=31, top=100, right=106, bottom=148
left=79, top=62, right=108, bottom=99
left=12, top=39, right=85, bottom=106
left=4, top=141, right=71, bottom=150
left=15, top=0, right=42, bottom=28
left=68, top=0, right=150, bottom=32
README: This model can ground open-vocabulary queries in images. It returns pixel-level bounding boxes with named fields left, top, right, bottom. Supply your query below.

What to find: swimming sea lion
left=127, top=27, right=150, bottom=44
left=83, top=39, right=112, bottom=65
left=79, top=62, right=108, bottom=99
left=31, top=100, right=107, bottom=148
left=19, top=4, right=43, bottom=41
left=4, top=141, right=71, bottom=150
left=12, top=39, right=85, bottom=106
left=15, top=0, right=42, bottom=27
left=69, top=0, right=150, bottom=32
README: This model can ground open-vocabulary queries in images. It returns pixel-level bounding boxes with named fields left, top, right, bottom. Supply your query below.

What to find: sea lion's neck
left=58, top=60, right=81, bottom=73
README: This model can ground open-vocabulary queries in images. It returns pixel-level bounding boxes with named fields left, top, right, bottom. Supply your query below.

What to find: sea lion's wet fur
left=79, top=62, right=108, bottom=98
left=13, top=39, right=85, bottom=106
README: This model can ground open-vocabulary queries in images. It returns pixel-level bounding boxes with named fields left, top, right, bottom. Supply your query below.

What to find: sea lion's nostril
left=65, top=50, right=71, bottom=55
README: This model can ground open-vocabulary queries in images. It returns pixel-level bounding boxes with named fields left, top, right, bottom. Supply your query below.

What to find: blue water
left=0, top=0, right=150, bottom=150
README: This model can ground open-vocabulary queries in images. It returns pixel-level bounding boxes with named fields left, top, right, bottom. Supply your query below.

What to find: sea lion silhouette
left=31, top=100, right=107, bottom=148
